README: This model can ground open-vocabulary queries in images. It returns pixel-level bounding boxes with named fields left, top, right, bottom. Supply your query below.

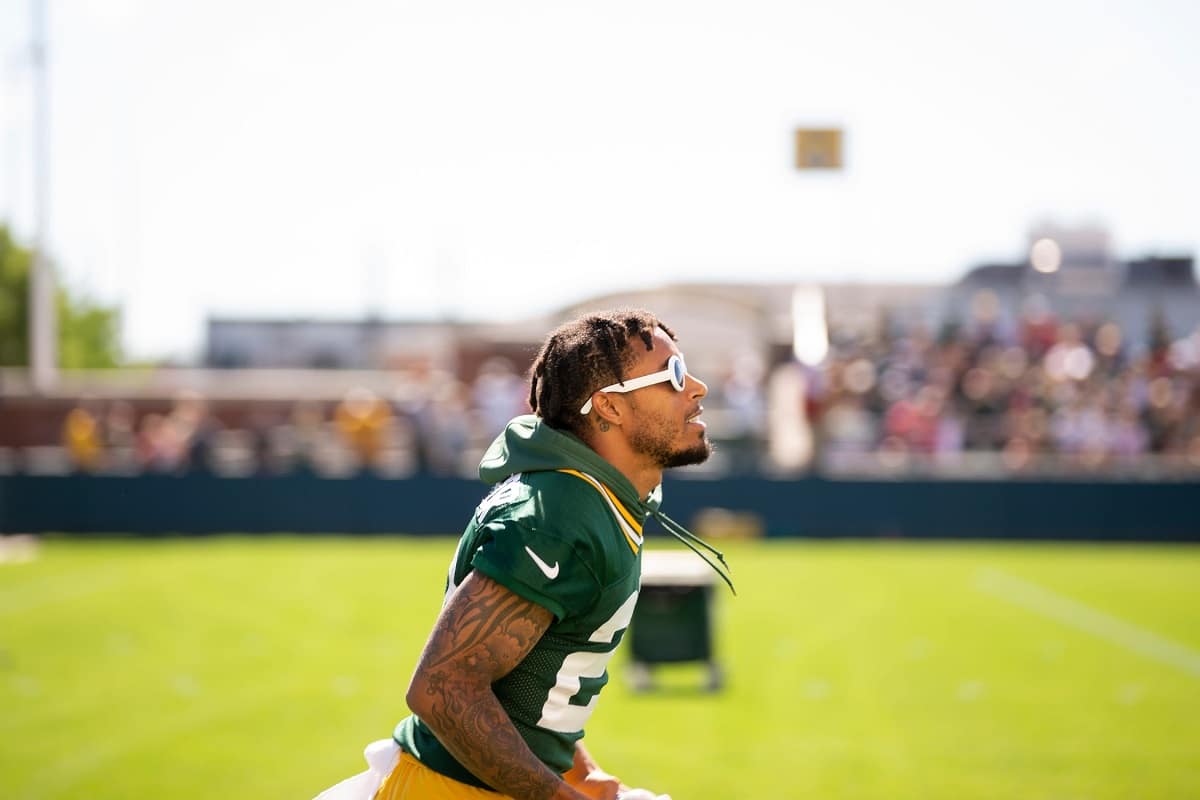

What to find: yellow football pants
left=373, top=752, right=509, bottom=800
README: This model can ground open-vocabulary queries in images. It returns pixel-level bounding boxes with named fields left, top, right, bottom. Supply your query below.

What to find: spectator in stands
left=170, top=391, right=219, bottom=474
left=103, top=400, right=138, bottom=473
left=716, top=354, right=767, bottom=474
left=62, top=400, right=103, bottom=472
left=135, top=412, right=183, bottom=472
left=334, top=387, right=393, bottom=473
left=285, top=400, right=328, bottom=475
left=765, top=359, right=814, bottom=473
left=400, top=360, right=470, bottom=476
left=470, top=357, right=528, bottom=438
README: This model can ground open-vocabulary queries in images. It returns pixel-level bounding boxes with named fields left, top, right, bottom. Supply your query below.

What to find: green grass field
left=2, top=536, right=1198, bottom=799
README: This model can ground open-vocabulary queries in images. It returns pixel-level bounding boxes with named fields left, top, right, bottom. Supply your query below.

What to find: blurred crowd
left=56, top=357, right=530, bottom=479
left=49, top=308, right=1200, bottom=479
left=807, top=300, right=1200, bottom=475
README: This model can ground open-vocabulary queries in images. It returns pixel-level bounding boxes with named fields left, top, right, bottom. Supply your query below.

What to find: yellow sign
left=795, top=128, right=844, bottom=170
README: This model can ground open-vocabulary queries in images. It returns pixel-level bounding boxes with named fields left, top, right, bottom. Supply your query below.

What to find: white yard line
left=975, top=567, right=1200, bottom=679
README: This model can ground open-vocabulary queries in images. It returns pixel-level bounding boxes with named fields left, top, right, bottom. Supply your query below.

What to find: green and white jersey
left=394, top=467, right=645, bottom=790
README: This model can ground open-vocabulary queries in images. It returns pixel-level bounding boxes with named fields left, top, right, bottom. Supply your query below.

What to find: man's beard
left=659, top=438, right=713, bottom=468
left=629, top=410, right=713, bottom=469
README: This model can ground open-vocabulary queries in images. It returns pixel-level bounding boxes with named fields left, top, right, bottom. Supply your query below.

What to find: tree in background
left=0, top=223, right=122, bottom=368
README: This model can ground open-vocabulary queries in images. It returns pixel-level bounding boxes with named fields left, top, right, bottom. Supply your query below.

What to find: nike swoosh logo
left=524, top=546, right=560, bottom=579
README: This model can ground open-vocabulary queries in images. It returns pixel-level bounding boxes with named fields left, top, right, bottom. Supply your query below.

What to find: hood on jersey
left=478, top=414, right=659, bottom=515
left=478, top=415, right=734, bottom=594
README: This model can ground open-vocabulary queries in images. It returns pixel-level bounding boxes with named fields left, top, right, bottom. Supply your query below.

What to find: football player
left=317, top=309, right=731, bottom=800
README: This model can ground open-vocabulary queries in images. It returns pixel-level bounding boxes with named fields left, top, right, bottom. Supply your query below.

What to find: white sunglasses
left=579, top=354, right=688, bottom=415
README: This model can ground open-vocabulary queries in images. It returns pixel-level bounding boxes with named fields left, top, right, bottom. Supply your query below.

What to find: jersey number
left=537, top=591, right=639, bottom=733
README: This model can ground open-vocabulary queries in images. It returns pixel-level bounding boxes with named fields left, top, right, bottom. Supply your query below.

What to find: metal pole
left=29, top=0, right=57, bottom=392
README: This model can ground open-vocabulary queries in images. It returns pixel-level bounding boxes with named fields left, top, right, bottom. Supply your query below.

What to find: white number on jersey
left=537, top=590, right=639, bottom=733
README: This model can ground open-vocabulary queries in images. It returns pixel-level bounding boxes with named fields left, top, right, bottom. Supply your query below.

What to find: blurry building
left=203, top=226, right=1199, bottom=380
left=205, top=290, right=795, bottom=385
left=947, top=223, right=1199, bottom=347
left=206, top=318, right=458, bottom=370
left=205, top=316, right=549, bottom=379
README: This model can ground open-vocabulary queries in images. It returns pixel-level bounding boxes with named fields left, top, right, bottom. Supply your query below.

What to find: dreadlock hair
left=528, top=309, right=677, bottom=440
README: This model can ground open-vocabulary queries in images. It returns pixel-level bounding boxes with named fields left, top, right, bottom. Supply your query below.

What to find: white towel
left=313, top=739, right=401, bottom=800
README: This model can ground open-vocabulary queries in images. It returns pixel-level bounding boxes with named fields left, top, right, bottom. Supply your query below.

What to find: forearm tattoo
left=416, top=573, right=565, bottom=800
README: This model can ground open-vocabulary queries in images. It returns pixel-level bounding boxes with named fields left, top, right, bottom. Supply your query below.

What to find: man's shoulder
left=522, top=471, right=646, bottom=564
left=475, top=470, right=640, bottom=547
left=476, top=470, right=604, bottom=524
left=521, top=467, right=602, bottom=494
left=521, top=469, right=627, bottom=514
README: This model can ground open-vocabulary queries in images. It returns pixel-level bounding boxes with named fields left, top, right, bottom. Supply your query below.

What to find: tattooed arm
left=405, top=570, right=604, bottom=800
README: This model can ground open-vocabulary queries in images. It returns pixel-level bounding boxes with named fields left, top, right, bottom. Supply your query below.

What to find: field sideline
left=1, top=536, right=1198, bottom=799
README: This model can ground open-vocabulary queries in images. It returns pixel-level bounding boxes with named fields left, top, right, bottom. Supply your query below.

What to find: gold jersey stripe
left=556, top=469, right=642, bottom=535
left=597, top=482, right=643, bottom=534
left=557, top=469, right=643, bottom=554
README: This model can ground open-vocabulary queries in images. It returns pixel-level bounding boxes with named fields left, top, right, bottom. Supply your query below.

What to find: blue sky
left=2, top=0, right=1198, bottom=360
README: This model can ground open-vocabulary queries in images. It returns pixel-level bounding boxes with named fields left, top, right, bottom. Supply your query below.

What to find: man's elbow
left=405, top=671, right=434, bottom=719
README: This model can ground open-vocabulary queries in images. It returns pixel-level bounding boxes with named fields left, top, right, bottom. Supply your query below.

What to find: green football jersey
left=394, top=464, right=646, bottom=790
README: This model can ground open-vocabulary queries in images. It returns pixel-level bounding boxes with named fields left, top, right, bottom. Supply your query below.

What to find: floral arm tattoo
left=408, top=570, right=584, bottom=800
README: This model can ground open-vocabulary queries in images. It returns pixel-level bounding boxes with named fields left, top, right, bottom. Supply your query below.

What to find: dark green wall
left=2, top=474, right=1197, bottom=541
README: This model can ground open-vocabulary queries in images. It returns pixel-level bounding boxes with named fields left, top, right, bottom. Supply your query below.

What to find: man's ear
left=592, top=393, right=624, bottom=428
